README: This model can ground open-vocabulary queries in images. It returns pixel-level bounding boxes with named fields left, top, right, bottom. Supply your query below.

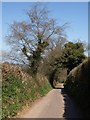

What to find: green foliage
left=44, top=41, right=86, bottom=88
left=2, top=74, right=52, bottom=119
left=2, top=75, right=30, bottom=118
left=38, top=82, right=52, bottom=96
left=62, top=42, right=86, bottom=74
left=64, top=58, right=90, bottom=117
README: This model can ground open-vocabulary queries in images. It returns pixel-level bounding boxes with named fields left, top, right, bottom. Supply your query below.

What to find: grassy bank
left=2, top=63, right=52, bottom=119
left=64, top=58, right=90, bottom=118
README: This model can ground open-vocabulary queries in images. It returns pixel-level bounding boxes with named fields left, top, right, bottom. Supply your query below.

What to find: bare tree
left=6, top=3, right=67, bottom=75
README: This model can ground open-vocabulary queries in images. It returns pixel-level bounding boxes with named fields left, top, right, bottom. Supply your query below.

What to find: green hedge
left=2, top=74, right=52, bottom=118
left=64, top=58, right=90, bottom=118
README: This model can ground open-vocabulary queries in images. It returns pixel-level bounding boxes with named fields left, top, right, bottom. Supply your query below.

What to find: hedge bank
left=64, top=58, right=90, bottom=118
left=2, top=63, right=52, bottom=118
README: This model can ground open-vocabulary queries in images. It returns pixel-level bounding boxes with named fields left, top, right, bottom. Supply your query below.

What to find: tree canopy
left=4, top=3, right=86, bottom=88
left=61, top=42, right=86, bottom=74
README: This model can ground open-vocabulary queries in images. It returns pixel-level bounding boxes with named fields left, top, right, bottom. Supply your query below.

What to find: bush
left=64, top=58, right=90, bottom=118
left=2, top=64, right=52, bottom=119
left=2, top=75, right=31, bottom=118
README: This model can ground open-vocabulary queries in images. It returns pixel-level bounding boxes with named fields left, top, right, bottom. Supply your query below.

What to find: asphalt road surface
left=21, top=83, right=82, bottom=118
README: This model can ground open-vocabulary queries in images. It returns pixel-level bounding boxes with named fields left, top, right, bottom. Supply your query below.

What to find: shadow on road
left=61, top=88, right=83, bottom=119
left=55, top=85, right=83, bottom=119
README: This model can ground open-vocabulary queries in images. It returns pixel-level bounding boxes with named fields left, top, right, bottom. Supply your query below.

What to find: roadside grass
left=2, top=65, right=52, bottom=119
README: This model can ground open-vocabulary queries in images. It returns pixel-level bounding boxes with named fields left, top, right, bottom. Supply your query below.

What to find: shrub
left=64, top=58, right=90, bottom=118
left=2, top=75, right=31, bottom=118
left=2, top=63, right=52, bottom=119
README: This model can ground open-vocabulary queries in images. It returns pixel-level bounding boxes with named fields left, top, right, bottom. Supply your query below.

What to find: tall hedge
left=64, top=58, right=90, bottom=118
left=2, top=63, right=52, bottom=118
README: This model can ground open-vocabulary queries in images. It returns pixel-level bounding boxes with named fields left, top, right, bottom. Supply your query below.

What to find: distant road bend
left=20, top=83, right=82, bottom=118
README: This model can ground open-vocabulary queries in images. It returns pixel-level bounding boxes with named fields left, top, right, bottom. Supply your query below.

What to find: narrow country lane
left=21, top=84, right=82, bottom=118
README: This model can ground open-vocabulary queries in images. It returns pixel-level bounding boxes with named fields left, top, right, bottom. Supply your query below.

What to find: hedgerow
left=64, top=58, right=90, bottom=118
left=2, top=63, right=52, bottom=119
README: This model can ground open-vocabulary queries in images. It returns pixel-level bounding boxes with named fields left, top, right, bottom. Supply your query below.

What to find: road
left=20, top=84, right=82, bottom=118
